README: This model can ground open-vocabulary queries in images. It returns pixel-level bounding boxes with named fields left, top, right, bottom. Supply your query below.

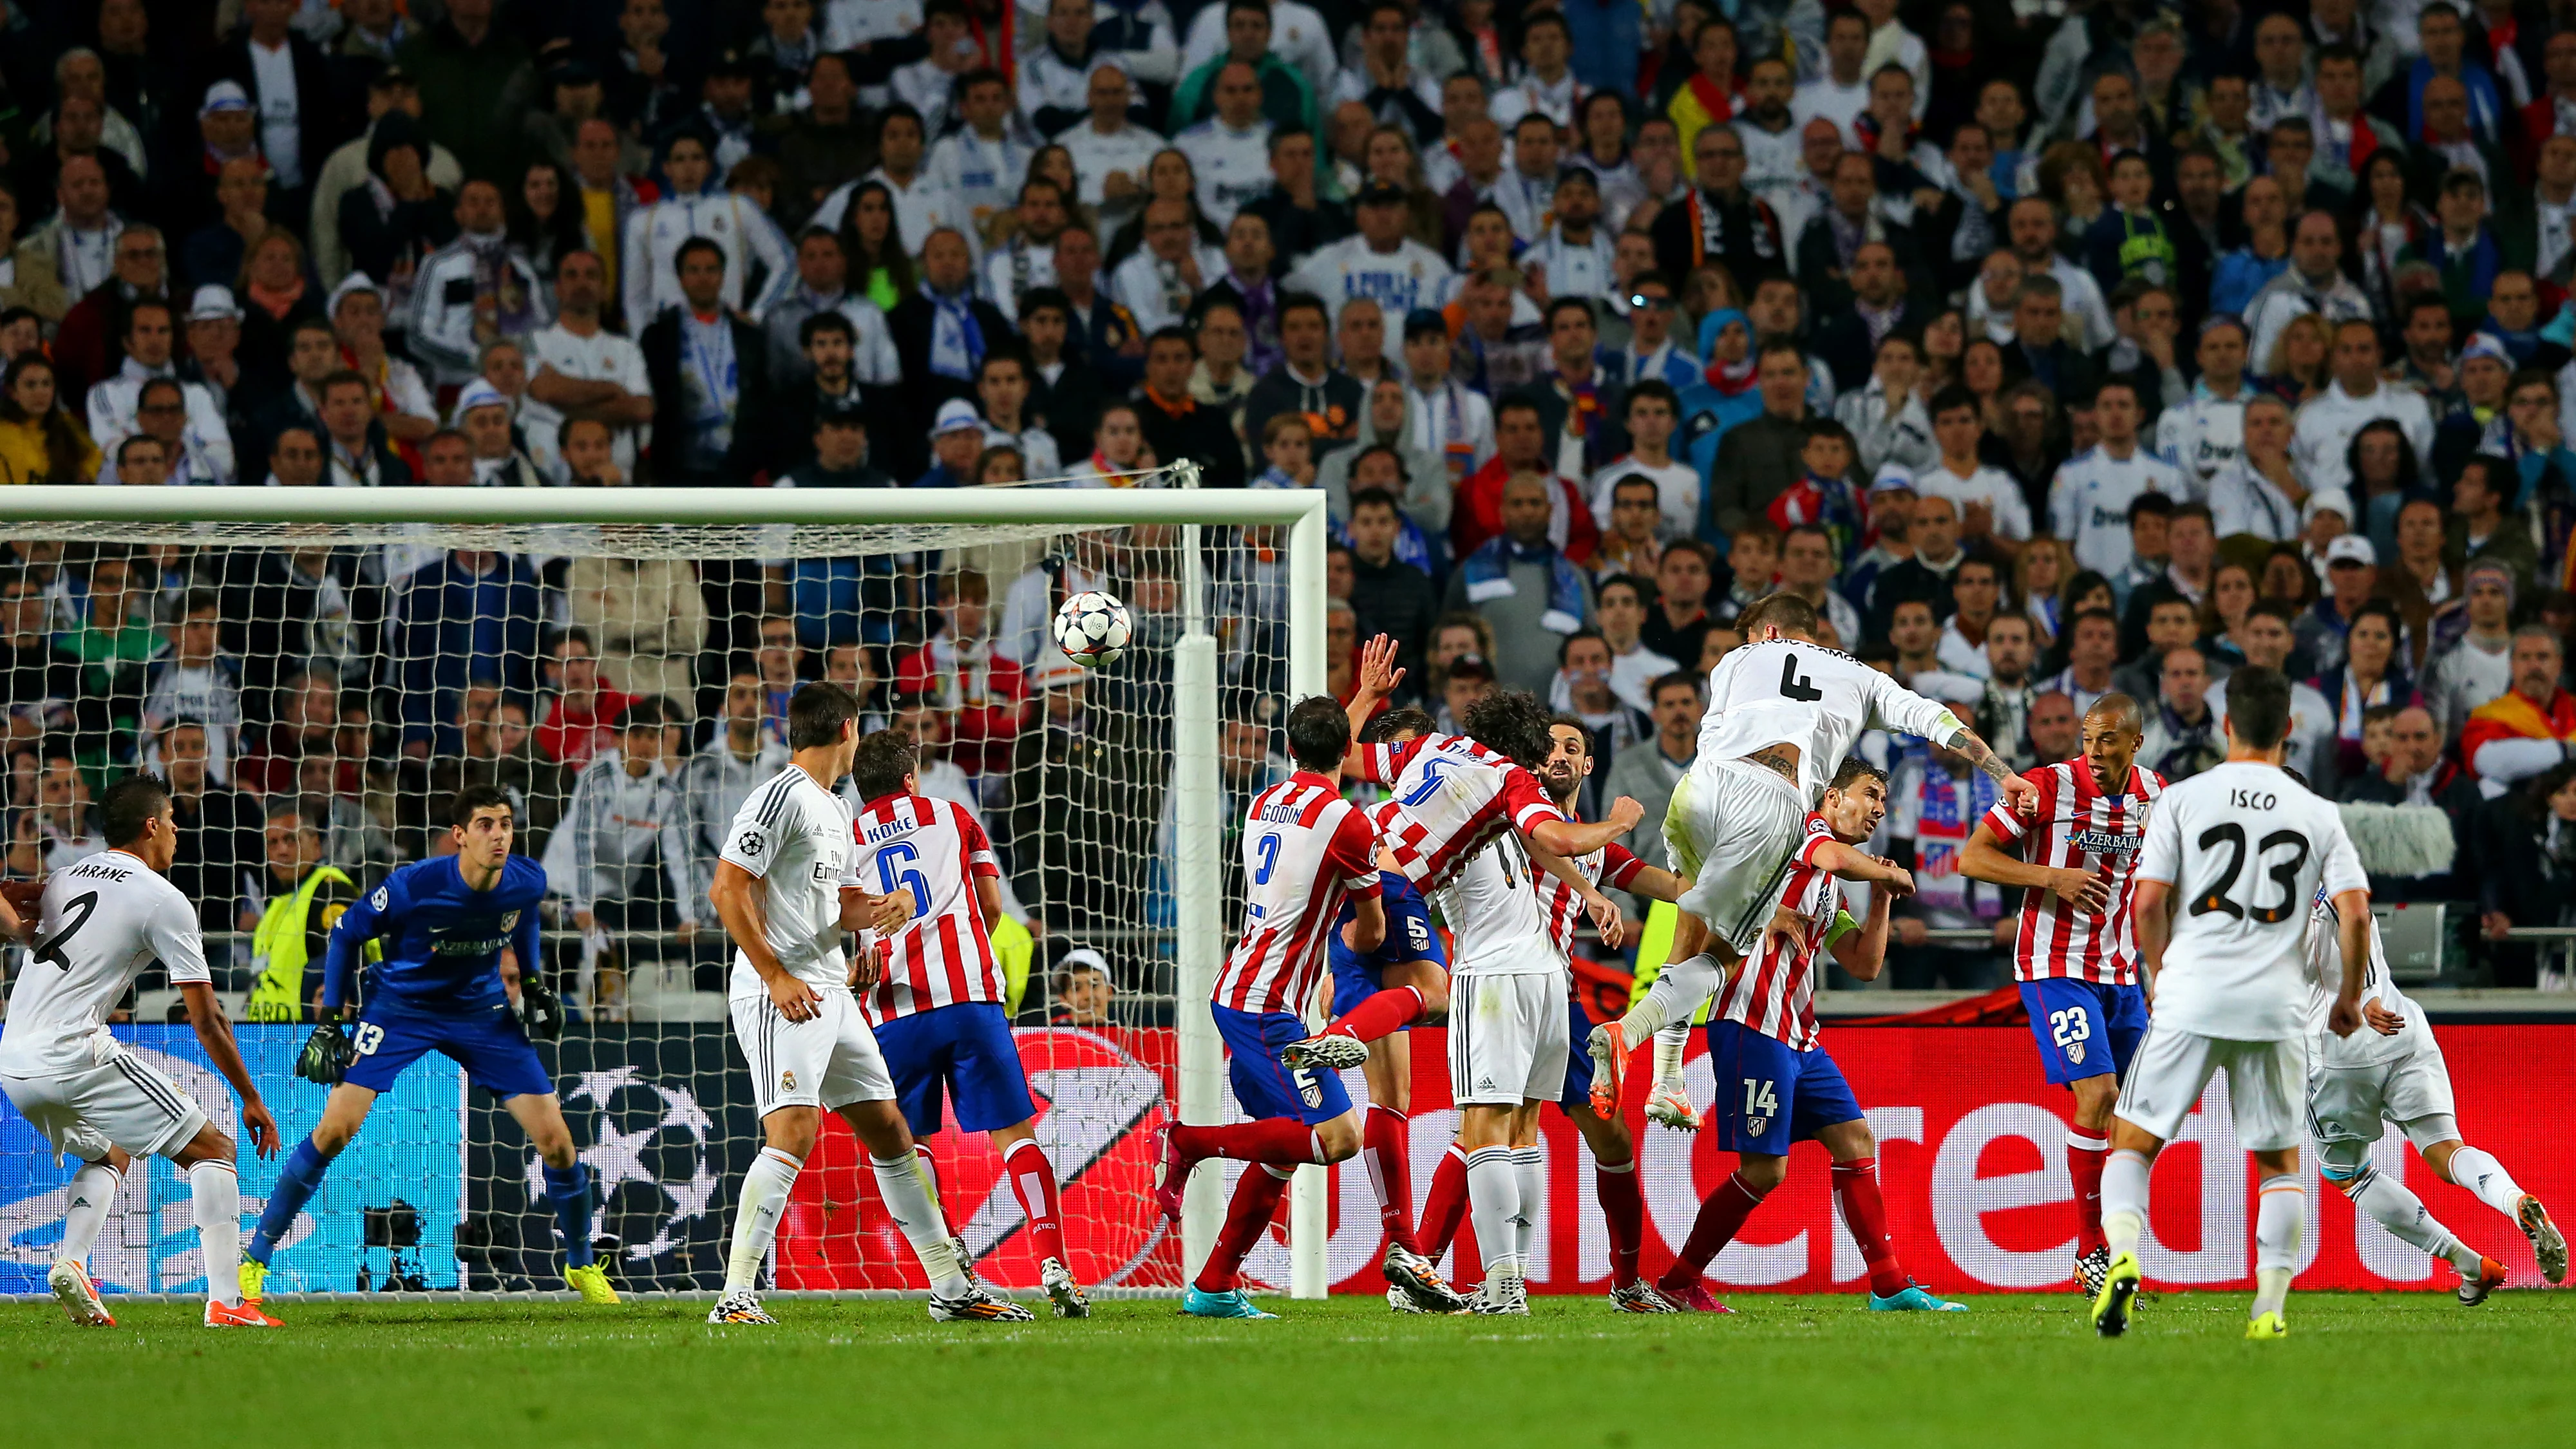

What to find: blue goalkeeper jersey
left=323, top=855, right=547, bottom=1016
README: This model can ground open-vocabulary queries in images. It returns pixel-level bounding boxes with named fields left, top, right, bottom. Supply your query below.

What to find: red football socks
left=1832, top=1157, right=1909, bottom=1298
left=2067, top=1129, right=2110, bottom=1257
left=1417, top=1143, right=1470, bottom=1261
left=1001, top=1137, right=1066, bottom=1268
left=1660, top=1172, right=1766, bottom=1292
left=1171, top=1117, right=1321, bottom=1167
left=1362, top=1104, right=1417, bottom=1253
left=1195, top=1165, right=1293, bottom=1293
left=1595, top=1157, right=1645, bottom=1289
left=1325, top=985, right=1425, bottom=1044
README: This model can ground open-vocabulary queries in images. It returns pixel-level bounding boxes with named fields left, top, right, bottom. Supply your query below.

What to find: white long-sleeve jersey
left=621, top=190, right=795, bottom=329
left=925, top=131, right=1037, bottom=232
left=1697, top=637, right=1965, bottom=806
left=1173, top=117, right=1275, bottom=229
left=86, top=365, right=236, bottom=485
left=2047, top=444, right=2185, bottom=578
left=2153, top=381, right=2255, bottom=494
left=542, top=751, right=699, bottom=923
left=2291, top=379, right=2436, bottom=497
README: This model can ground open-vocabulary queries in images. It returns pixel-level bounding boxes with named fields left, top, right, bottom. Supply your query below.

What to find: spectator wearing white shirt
left=1915, top=384, right=2033, bottom=546
left=890, top=0, right=985, bottom=137
left=1524, top=168, right=1615, bottom=303
left=2154, top=316, right=2259, bottom=492
left=2242, top=209, right=2377, bottom=372
left=1492, top=112, right=1563, bottom=245
left=520, top=249, right=654, bottom=485
left=86, top=298, right=233, bottom=483
left=1019, top=0, right=1124, bottom=137
left=1171, top=64, right=1276, bottom=228
left=620, top=131, right=795, bottom=329
left=1588, top=381, right=1697, bottom=540
left=1057, top=65, right=1162, bottom=234
left=1289, top=182, right=1453, bottom=322
left=2292, top=317, right=2434, bottom=496
left=1110, top=196, right=1226, bottom=335
left=1934, top=557, right=2008, bottom=677
left=1489, top=10, right=1586, bottom=130
left=2205, top=393, right=2306, bottom=542
left=975, top=352, right=1063, bottom=479
left=924, top=70, right=1037, bottom=242
left=1791, top=10, right=1875, bottom=147
left=2047, top=378, right=2183, bottom=577
left=814, top=105, right=958, bottom=255
left=980, top=178, right=1068, bottom=321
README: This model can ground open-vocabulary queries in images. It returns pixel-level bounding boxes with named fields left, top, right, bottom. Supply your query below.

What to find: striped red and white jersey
left=1352, top=732, right=1564, bottom=891
left=1213, top=772, right=1383, bottom=1014
left=1713, top=814, right=1841, bottom=1050
left=1978, top=761, right=2166, bottom=985
left=1536, top=840, right=1647, bottom=963
left=849, top=792, right=1006, bottom=1025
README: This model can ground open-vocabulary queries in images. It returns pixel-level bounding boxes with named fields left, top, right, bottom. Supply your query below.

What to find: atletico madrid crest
left=2067, top=1042, right=2086, bottom=1065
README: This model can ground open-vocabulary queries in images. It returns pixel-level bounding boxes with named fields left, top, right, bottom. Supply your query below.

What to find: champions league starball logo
left=529, top=1067, right=718, bottom=1261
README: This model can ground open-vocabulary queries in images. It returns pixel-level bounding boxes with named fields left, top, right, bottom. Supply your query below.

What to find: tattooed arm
left=1944, top=719, right=2041, bottom=817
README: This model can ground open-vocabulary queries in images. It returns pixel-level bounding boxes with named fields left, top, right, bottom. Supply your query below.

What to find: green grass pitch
left=5, top=1291, right=2570, bottom=1447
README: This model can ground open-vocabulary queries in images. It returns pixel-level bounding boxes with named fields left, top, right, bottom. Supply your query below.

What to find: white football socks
left=189, top=1160, right=243, bottom=1306
left=1620, top=954, right=1723, bottom=1040
left=2348, top=1164, right=2483, bottom=1275
left=2100, top=1148, right=2151, bottom=1260
left=2445, top=1146, right=2527, bottom=1218
left=61, top=1159, right=121, bottom=1265
left=1510, top=1146, right=1543, bottom=1264
left=725, top=1146, right=803, bottom=1295
left=872, top=1152, right=969, bottom=1298
left=1464, top=1146, right=1519, bottom=1280
left=2251, top=1173, right=2304, bottom=1319
left=1652, top=1021, right=1690, bottom=1088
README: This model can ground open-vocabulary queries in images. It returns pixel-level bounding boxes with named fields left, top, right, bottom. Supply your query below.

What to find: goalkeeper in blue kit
left=240, top=786, right=618, bottom=1306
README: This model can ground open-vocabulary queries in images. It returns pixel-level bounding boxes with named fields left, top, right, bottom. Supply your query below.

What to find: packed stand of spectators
left=12, top=0, right=2576, bottom=998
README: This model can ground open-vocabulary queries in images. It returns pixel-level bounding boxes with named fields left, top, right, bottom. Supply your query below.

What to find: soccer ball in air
left=1052, top=590, right=1133, bottom=668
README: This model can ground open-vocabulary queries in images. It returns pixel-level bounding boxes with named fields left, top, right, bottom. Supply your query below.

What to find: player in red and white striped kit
left=1412, top=716, right=1692, bottom=1311
left=1656, top=757, right=1967, bottom=1312
left=840, top=728, right=1093, bottom=1318
left=1153, top=697, right=1400, bottom=1318
left=1957, top=694, right=2162, bottom=1295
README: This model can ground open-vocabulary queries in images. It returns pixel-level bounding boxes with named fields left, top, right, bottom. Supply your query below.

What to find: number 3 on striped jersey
left=875, top=842, right=932, bottom=916
left=1252, top=831, right=1282, bottom=885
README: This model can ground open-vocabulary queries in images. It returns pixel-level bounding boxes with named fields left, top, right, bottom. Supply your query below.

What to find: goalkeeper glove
left=296, top=1022, right=354, bottom=1086
left=518, top=974, right=565, bottom=1041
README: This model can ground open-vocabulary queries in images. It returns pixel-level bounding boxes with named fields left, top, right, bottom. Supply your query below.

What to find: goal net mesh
left=0, top=489, right=1295, bottom=1298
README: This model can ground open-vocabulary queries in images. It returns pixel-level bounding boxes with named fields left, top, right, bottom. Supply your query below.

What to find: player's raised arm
left=1343, top=633, right=1407, bottom=759
left=1807, top=838, right=1917, bottom=896
left=1869, top=673, right=2040, bottom=817
left=1959, top=820, right=2109, bottom=911
left=1525, top=792, right=1643, bottom=859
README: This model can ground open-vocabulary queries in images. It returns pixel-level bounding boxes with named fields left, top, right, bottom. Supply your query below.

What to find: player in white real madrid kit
left=2097, top=667, right=2372, bottom=1341
left=1586, top=592, right=2038, bottom=1107
left=0, top=777, right=283, bottom=1328
left=706, top=683, right=1032, bottom=1325
left=2300, top=872, right=2567, bottom=1301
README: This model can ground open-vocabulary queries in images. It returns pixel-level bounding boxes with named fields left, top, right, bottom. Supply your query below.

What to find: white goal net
left=0, top=480, right=1325, bottom=1298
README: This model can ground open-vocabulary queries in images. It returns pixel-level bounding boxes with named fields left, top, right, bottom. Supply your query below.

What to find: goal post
left=0, top=477, right=1331, bottom=1300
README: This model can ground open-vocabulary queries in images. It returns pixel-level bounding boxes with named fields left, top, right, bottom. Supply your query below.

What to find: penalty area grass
left=2, top=1290, right=2569, bottom=1448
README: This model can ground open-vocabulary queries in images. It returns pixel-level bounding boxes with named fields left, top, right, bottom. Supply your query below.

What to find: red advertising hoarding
left=773, top=1023, right=2575, bottom=1294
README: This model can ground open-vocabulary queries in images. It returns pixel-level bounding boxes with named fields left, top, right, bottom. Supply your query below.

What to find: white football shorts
left=2116, top=1021, right=2309, bottom=1153
left=730, top=986, right=895, bottom=1117
left=1666, top=757, right=1813, bottom=958
left=1448, top=971, right=1569, bottom=1107
left=2307, top=1037, right=2459, bottom=1155
left=3, top=1051, right=208, bottom=1162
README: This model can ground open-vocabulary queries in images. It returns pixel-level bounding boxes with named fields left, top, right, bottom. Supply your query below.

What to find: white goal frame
left=0, top=480, right=1336, bottom=1300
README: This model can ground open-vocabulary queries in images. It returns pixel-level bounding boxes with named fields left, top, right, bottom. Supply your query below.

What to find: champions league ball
left=1052, top=590, right=1133, bottom=668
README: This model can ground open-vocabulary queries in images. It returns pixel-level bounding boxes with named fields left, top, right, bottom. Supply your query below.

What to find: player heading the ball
left=244, top=784, right=618, bottom=1307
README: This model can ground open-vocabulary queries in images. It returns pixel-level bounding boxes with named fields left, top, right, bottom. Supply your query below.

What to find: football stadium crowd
left=6, top=0, right=2576, bottom=1014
